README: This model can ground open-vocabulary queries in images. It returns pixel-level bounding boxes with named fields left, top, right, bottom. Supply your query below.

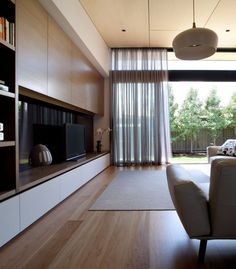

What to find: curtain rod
left=111, top=47, right=236, bottom=53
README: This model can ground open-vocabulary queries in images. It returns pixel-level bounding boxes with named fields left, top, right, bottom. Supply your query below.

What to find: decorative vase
left=29, top=144, right=53, bottom=167
left=96, top=140, right=102, bottom=153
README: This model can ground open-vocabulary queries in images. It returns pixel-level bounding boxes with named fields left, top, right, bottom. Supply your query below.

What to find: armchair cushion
left=166, top=164, right=211, bottom=237
left=210, top=158, right=236, bottom=236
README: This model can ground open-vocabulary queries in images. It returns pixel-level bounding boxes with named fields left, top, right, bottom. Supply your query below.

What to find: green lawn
left=170, top=155, right=208, bottom=163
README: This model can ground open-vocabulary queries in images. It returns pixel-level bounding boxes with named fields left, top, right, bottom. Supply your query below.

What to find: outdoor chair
left=207, top=140, right=236, bottom=163
left=166, top=158, right=236, bottom=263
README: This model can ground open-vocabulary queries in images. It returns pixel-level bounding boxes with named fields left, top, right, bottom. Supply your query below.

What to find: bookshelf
left=0, top=0, right=16, bottom=201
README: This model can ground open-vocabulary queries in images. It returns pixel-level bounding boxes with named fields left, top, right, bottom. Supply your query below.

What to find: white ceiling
left=79, top=0, right=236, bottom=60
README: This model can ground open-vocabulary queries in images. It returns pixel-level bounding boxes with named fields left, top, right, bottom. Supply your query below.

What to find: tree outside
left=169, top=83, right=236, bottom=162
left=203, top=89, right=227, bottom=145
left=225, top=92, right=236, bottom=132
left=168, top=85, right=179, bottom=139
left=178, top=88, right=203, bottom=153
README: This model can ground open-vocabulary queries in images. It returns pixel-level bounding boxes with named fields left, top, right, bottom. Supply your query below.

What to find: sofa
left=166, top=158, right=236, bottom=262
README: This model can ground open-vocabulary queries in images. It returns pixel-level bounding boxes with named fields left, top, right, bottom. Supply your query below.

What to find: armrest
left=166, top=164, right=210, bottom=237
left=207, top=146, right=221, bottom=163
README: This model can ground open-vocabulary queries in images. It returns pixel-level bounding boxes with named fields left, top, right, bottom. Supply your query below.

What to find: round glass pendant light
left=172, top=0, right=218, bottom=60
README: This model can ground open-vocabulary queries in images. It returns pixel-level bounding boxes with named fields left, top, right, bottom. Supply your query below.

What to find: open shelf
left=19, top=152, right=109, bottom=191
left=0, top=38, right=15, bottom=51
left=0, top=146, right=16, bottom=201
left=0, top=95, right=16, bottom=141
left=0, top=141, right=15, bottom=147
left=0, top=0, right=16, bottom=202
left=0, top=89, right=15, bottom=98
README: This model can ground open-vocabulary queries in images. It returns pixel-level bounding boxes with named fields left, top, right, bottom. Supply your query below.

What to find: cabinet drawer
left=20, top=177, right=60, bottom=231
left=0, top=195, right=20, bottom=247
left=60, top=153, right=110, bottom=200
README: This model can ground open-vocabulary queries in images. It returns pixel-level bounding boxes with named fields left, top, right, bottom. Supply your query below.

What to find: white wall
left=39, top=0, right=110, bottom=77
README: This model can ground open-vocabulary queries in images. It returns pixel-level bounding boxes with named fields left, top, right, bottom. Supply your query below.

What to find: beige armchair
left=166, top=158, right=236, bottom=263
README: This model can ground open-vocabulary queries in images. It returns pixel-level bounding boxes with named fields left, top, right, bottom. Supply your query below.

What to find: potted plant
left=96, top=127, right=112, bottom=153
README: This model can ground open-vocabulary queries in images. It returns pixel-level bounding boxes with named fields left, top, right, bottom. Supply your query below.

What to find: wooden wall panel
left=48, top=17, right=72, bottom=104
left=86, top=72, right=104, bottom=115
left=17, top=0, right=47, bottom=95
left=17, top=0, right=104, bottom=115
left=71, top=43, right=104, bottom=115
left=71, top=44, right=87, bottom=110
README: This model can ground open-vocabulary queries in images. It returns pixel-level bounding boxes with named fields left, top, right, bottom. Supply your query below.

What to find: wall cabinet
left=17, top=0, right=104, bottom=115
left=71, top=43, right=104, bottom=115
left=17, top=0, right=48, bottom=95
left=0, top=0, right=17, bottom=201
left=48, top=16, right=72, bottom=104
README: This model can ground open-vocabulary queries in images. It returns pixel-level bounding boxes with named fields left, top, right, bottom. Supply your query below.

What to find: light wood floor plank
left=22, top=220, right=82, bottom=269
left=0, top=165, right=236, bottom=269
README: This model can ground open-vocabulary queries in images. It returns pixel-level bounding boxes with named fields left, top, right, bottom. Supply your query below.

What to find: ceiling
left=79, top=0, right=236, bottom=60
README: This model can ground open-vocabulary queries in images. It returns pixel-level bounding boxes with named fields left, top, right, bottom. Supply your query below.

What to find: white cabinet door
left=89, top=154, right=110, bottom=175
left=20, top=177, right=60, bottom=231
left=60, top=154, right=110, bottom=200
left=0, top=195, right=20, bottom=247
left=59, top=168, right=84, bottom=201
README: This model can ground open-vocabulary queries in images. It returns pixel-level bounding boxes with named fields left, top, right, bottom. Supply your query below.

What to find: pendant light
left=172, top=0, right=218, bottom=60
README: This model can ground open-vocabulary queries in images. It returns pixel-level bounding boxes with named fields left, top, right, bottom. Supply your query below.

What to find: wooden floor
left=0, top=165, right=236, bottom=269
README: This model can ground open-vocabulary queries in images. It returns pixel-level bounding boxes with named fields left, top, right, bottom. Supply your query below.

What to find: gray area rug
left=90, top=164, right=210, bottom=211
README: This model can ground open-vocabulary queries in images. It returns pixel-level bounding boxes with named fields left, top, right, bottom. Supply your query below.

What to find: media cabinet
left=0, top=152, right=110, bottom=247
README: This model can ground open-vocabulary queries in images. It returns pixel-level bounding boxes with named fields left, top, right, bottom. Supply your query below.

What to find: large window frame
left=168, top=50, right=236, bottom=158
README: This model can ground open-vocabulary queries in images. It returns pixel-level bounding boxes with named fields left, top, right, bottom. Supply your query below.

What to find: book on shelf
left=0, top=84, right=9, bottom=92
left=0, top=80, right=9, bottom=92
left=0, top=132, right=4, bottom=141
left=0, top=17, right=4, bottom=39
left=5, top=19, right=9, bottom=43
left=0, top=16, right=15, bottom=46
left=0, top=18, right=2, bottom=39
left=9, top=22, right=14, bottom=46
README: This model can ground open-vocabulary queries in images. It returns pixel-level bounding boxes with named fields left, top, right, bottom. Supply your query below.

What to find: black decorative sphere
left=29, top=144, right=52, bottom=167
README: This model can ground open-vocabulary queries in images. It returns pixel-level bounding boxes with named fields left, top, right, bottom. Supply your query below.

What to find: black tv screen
left=33, top=123, right=86, bottom=163
left=65, top=123, right=86, bottom=160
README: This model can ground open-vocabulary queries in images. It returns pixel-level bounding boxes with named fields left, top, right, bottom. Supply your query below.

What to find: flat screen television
left=33, top=123, right=86, bottom=163
left=65, top=123, right=86, bottom=160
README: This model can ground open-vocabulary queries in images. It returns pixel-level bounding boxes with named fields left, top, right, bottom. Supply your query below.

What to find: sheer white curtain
left=111, top=48, right=171, bottom=165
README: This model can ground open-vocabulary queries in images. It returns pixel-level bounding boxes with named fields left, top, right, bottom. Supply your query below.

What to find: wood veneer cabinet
left=71, top=43, right=104, bottom=115
left=17, top=0, right=47, bottom=95
left=0, top=0, right=17, bottom=201
left=16, top=0, right=104, bottom=115
left=48, top=16, right=72, bottom=104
